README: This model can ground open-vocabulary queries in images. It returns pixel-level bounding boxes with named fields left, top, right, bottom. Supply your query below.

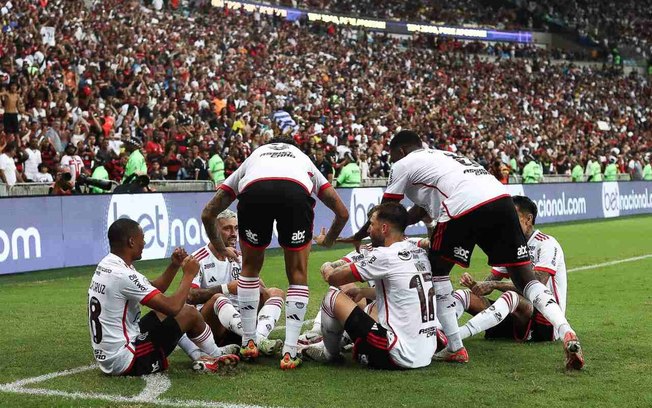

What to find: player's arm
left=321, top=262, right=359, bottom=287
left=143, top=256, right=200, bottom=316
left=407, top=205, right=427, bottom=225
left=149, top=248, right=187, bottom=293
left=201, top=188, right=236, bottom=258
left=314, top=185, right=349, bottom=247
left=187, top=280, right=238, bottom=305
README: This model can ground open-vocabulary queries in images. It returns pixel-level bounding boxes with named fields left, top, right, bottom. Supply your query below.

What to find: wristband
left=220, top=283, right=230, bottom=295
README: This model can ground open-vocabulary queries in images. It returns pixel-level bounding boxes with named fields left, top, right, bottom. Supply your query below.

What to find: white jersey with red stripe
left=60, top=154, right=84, bottom=183
left=191, top=245, right=241, bottom=308
left=217, top=143, right=331, bottom=199
left=383, top=149, right=507, bottom=220
left=491, top=230, right=567, bottom=339
left=350, top=240, right=437, bottom=368
left=88, top=253, right=161, bottom=375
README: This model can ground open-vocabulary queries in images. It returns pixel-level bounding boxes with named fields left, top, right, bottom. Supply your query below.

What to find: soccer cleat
left=258, top=338, right=283, bottom=356
left=279, top=352, right=302, bottom=370
left=192, top=354, right=240, bottom=373
left=298, top=330, right=323, bottom=346
left=433, top=346, right=469, bottom=363
left=563, top=332, right=584, bottom=370
left=303, top=344, right=344, bottom=363
left=239, top=339, right=259, bottom=361
left=220, top=344, right=241, bottom=356
left=435, top=328, right=448, bottom=353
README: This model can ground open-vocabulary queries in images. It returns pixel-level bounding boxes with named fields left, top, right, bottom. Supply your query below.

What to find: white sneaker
left=298, top=330, right=323, bottom=346
left=303, top=343, right=343, bottom=363
left=258, top=338, right=283, bottom=356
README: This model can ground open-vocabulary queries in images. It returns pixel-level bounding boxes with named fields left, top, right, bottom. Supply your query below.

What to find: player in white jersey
left=181, top=210, right=285, bottom=357
left=347, top=130, right=583, bottom=370
left=88, top=219, right=239, bottom=376
left=202, top=137, right=349, bottom=369
left=451, top=196, right=568, bottom=342
left=304, top=203, right=437, bottom=369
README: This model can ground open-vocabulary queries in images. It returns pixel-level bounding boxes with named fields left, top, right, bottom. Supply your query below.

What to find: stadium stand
left=0, top=0, right=650, bottom=196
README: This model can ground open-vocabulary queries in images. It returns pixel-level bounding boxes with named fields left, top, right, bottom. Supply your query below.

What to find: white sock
left=178, top=334, right=203, bottom=360
left=453, top=289, right=471, bottom=320
left=189, top=324, right=221, bottom=357
left=321, top=288, right=343, bottom=360
left=256, top=296, right=284, bottom=339
left=524, top=280, right=573, bottom=338
left=310, top=309, right=323, bottom=334
left=284, top=285, right=309, bottom=357
left=214, top=296, right=243, bottom=336
left=460, top=291, right=519, bottom=339
left=237, top=276, right=260, bottom=346
left=434, top=276, right=464, bottom=351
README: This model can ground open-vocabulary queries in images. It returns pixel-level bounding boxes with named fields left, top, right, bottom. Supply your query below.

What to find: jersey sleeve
left=119, top=270, right=161, bottom=305
left=191, top=268, right=203, bottom=289
left=533, top=241, right=560, bottom=275
left=383, top=161, right=409, bottom=200
left=350, top=249, right=388, bottom=282
left=217, top=161, right=245, bottom=199
left=491, top=266, right=509, bottom=278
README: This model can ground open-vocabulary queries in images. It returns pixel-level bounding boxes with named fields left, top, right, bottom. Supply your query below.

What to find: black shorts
left=3, top=113, right=18, bottom=134
left=124, top=311, right=183, bottom=376
left=485, top=310, right=555, bottom=342
left=237, top=180, right=315, bottom=250
left=430, top=196, right=530, bottom=268
left=344, top=307, right=400, bottom=370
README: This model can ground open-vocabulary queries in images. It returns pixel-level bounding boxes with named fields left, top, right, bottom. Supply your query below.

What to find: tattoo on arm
left=201, top=191, right=233, bottom=251
left=329, top=260, right=348, bottom=269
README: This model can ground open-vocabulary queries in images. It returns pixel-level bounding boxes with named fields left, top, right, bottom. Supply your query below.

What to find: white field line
left=568, top=254, right=652, bottom=272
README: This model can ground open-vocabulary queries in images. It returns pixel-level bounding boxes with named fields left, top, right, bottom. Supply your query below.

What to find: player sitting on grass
left=88, top=219, right=239, bottom=376
left=451, top=195, right=570, bottom=343
left=303, top=202, right=437, bottom=369
left=181, top=210, right=285, bottom=358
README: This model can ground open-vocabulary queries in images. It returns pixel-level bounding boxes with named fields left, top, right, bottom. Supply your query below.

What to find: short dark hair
left=267, top=136, right=298, bottom=147
left=513, top=195, right=537, bottom=224
left=4, top=143, right=17, bottom=153
left=108, top=218, right=141, bottom=250
left=389, top=130, right=421, bottom=150
left=368, top=202, right=409, bottom=232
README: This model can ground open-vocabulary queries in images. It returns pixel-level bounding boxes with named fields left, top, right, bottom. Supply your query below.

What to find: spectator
left=0, top=143, right=22, bottom=187
left=628, top=153, right=644, bottom=181
left=490, top=159, right=510, bottom=184
left=0, top=83, right=23, bottom=136
left=604, top=157, right=618, bottom=181
left=193, top=149, right=211, bottom=181
left=336, top=153, right=361, bottom=187
left=23, top=138, right=42, bottom=182
left=163, top=142, right=183, bottom=181
left=358, top=152, right=370, bottom=180
left=123, top=137, right=147, bottom=183
left=313, top=147, right=333, bottom=184
left=588, top=156, right=603, bottom=182
left=60, top=144, right=85, bottom=185
left=34, top=163, right=54, bottom=183
left=148, top=160, right=166, bottom=181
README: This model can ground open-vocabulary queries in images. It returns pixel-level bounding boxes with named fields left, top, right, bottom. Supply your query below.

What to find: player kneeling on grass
left=88, top=219, right=239, bottom=376
left=304, top=202, right=437, bottom=369
left=450, top=196, right=571, bottom=344
left=180, top=210, right=285, bottom=358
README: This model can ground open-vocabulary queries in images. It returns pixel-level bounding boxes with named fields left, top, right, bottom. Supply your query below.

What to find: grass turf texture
left=1, top=216, right=652, bottom=408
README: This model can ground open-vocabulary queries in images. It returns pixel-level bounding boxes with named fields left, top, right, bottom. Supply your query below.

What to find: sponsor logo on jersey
left=368, top=255, right=377, bottom=264
left=260, top=151, right=296, bottom=159
left=453, top=246, right=470, bottom=262
left=517, top=245, right=528, bottom=259
left=205, top=262, right=215, bottom=269
left=245, top=229, right=258, bottom=244
left=128, top=274, right=149, bottom=291
left=94, top=349, right=107, bottom=361
left=291, top=230, right=306, bottom=244
left=95, top=266, right=112, bottom=275
left=208, top=276, right=217, bottom=283
left=418, top=326, right=438, bottom=337
left=398, top=250, right=412, bottom=261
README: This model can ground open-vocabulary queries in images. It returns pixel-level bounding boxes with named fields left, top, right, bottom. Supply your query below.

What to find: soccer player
left=88, top=219, right=239, bottom=376
left=181, top=209, right=285, bottom=358
left=303, top=202, right=437, bottom=369
left=451, top=196, right=569, bottom=342
left=347, top=130, right=583, bottom=370
left=201, top=137, right=349, bottom=369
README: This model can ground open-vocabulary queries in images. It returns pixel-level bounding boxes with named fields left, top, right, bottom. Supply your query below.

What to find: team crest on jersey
left=137, top=332, right=148, bottom=341
left=398, top=250, right=412, bottom=261
left=231, top=264, right=241, bottom=280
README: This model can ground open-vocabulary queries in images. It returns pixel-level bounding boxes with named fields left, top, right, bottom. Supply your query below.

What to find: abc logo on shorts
left=601, top=182, right=620, bottom=218
left=107, top=194, right=170, bottom=259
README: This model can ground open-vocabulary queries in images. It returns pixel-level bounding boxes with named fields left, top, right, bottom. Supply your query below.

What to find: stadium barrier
left=1, top=181, right=651, bottom=275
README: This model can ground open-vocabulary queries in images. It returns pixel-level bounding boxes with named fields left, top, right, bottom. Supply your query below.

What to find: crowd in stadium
left=0, top=0, right=651, bottom=193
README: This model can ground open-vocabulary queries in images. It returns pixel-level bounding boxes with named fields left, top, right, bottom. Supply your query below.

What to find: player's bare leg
left=509, top=264, right=584, bottom=370
left=238, top=242, right=265, bottom=361
left=431, top=258, right=468, bottom=363
left=280, top=246, right=311, bottom=369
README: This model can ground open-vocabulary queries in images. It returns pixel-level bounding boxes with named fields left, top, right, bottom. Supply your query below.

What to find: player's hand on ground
left=344, top=287, right=364, bottom=303
left=171, top=247, right=188, bottom=267
left=471, top=281, right=493, bottom=296
left=313, top=227, right=329, bottom=247
left=181, top=255, right=200, bottom=278
left=460, top=272, right=477, bottom=288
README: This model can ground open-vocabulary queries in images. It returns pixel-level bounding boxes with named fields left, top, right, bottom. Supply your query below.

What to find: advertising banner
left=1, top=182, right=651, bottom=275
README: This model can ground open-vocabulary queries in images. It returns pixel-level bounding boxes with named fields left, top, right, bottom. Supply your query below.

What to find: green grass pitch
left=1, top=216, right=652, bottom=408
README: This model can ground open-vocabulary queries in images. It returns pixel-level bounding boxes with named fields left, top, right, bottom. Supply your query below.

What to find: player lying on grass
left=303, top=202, right=437, bottom=369
left=180, top=210, right=285, bottom=358
left=88, top=219, right=239, bottom=376
left=451, top=196, right=571, bottom=343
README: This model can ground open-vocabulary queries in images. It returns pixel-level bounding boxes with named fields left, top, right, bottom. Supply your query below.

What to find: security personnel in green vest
left=522, top=155, right=543, bottom=183
left=336, top=152, right=361, bottom=187
left=90, top=156, right=110, bottom=194
left=208, top=149, right=225, bottom=185
left=643, top=154, right=652, bottom=180
left=123, top=136, right=147, bottom=183
left=604, top=157, right=619, bottom=181
left=571, top=157, right=584, bottom=182
left=588, top=156, right=603, bottom=182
